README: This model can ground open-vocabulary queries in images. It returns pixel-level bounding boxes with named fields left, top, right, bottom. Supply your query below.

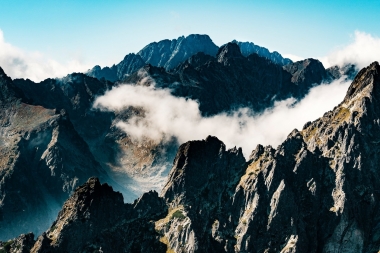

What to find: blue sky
left=0, top=0, right=380, bottom=79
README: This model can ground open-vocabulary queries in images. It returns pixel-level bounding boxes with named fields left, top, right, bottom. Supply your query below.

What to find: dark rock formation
left=283, top=58, right=333, bottom=98
left=231, top=40, right=293, bottom=66
left=31, top=178, right=167, bottom=253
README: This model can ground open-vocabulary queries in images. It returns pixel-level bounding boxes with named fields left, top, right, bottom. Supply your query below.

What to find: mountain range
left=1, top=34, right=376, bottom=253
left=86, top=34, right=293, bottom=82
left=1, top=60, right=378, bottom=253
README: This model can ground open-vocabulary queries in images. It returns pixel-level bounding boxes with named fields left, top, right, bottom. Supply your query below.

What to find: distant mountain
left=18, top=62, right=380, bottom=252
left=87, top=34, right=293, bottom=82
left=125, top=43, right=333, bottom=116
left=138, top=34, right=219, bottom=70
left=87, top=53, right=145, bottom=82
left=326, top=63, right=358, bottom=80
left=231, top=40, right=292, bottom=66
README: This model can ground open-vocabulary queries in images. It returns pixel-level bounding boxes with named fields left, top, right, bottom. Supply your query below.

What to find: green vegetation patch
left=171, top=209, right=186, bottom=220
left=0, top=240, right=14, bottom=253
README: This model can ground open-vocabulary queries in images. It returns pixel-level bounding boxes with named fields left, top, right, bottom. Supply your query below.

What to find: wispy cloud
left=0, top=29, right=91, bottom=82
left=320, top=31, right=380, bottom=69
left=94, top=77, right=350, bottom=158
left=282, top=53, right=304, bottom=62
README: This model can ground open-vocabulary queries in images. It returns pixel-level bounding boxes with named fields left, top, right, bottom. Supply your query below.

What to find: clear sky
left=1, top=0, right=380, bottom=70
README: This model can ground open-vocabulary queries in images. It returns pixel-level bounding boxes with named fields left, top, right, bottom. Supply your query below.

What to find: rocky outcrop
left=0, top=233, right=35, bottom=253
left=231, top=40, right=292, bottom=66
left=31, top=178, right=167, bottom=253
left=282, top=58, right=333, bottom=98
left=158, top=136, right=246, bottom=252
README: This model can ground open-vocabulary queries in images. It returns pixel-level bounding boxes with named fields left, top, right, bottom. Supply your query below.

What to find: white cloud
left=0, top=29, right=91, bottom=82
left=94, top=77, right=350, bottom=158
left=320, top=31, right=380, bottom=69
left=282, top=53, right=304, bottom=62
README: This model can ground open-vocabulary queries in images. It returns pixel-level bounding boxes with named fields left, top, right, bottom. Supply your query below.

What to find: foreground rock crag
left=31, top=177, right=167, bottom=253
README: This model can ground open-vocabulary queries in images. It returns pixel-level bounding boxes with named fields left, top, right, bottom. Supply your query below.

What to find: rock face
left=138, top=34, right=219, bottom=70
left=26, top=62, right=380, bottom=252
left=31, top=177, right=167, bottom=253
left=231, top=40, right=292, bottom=66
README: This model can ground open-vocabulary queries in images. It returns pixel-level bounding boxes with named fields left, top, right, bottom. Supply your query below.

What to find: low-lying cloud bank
left=321, top=31, right=380, bottom=69
left=0, top=30, right=90, bottom=82
left=94, top=77, right=351, bottom=158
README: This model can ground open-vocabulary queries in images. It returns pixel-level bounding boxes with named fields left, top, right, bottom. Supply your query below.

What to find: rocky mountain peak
left=231, top=40, right=293, bottom=66
left=31, top=177, right=126, bottom=252
left=0, top=66, right=6, bottom=75
left=138, top=34, right=219, bottom=71
left=0, top=66, right=23, bottom=104
left=283, top=58, right=325, bottom=77
left=217, top=42, right=244, bottom=64
left=162, top=135, right=245, bottom=205
left=30, top=177, right=167, bottom=253
left=343, top=61, right=380, bottom=103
